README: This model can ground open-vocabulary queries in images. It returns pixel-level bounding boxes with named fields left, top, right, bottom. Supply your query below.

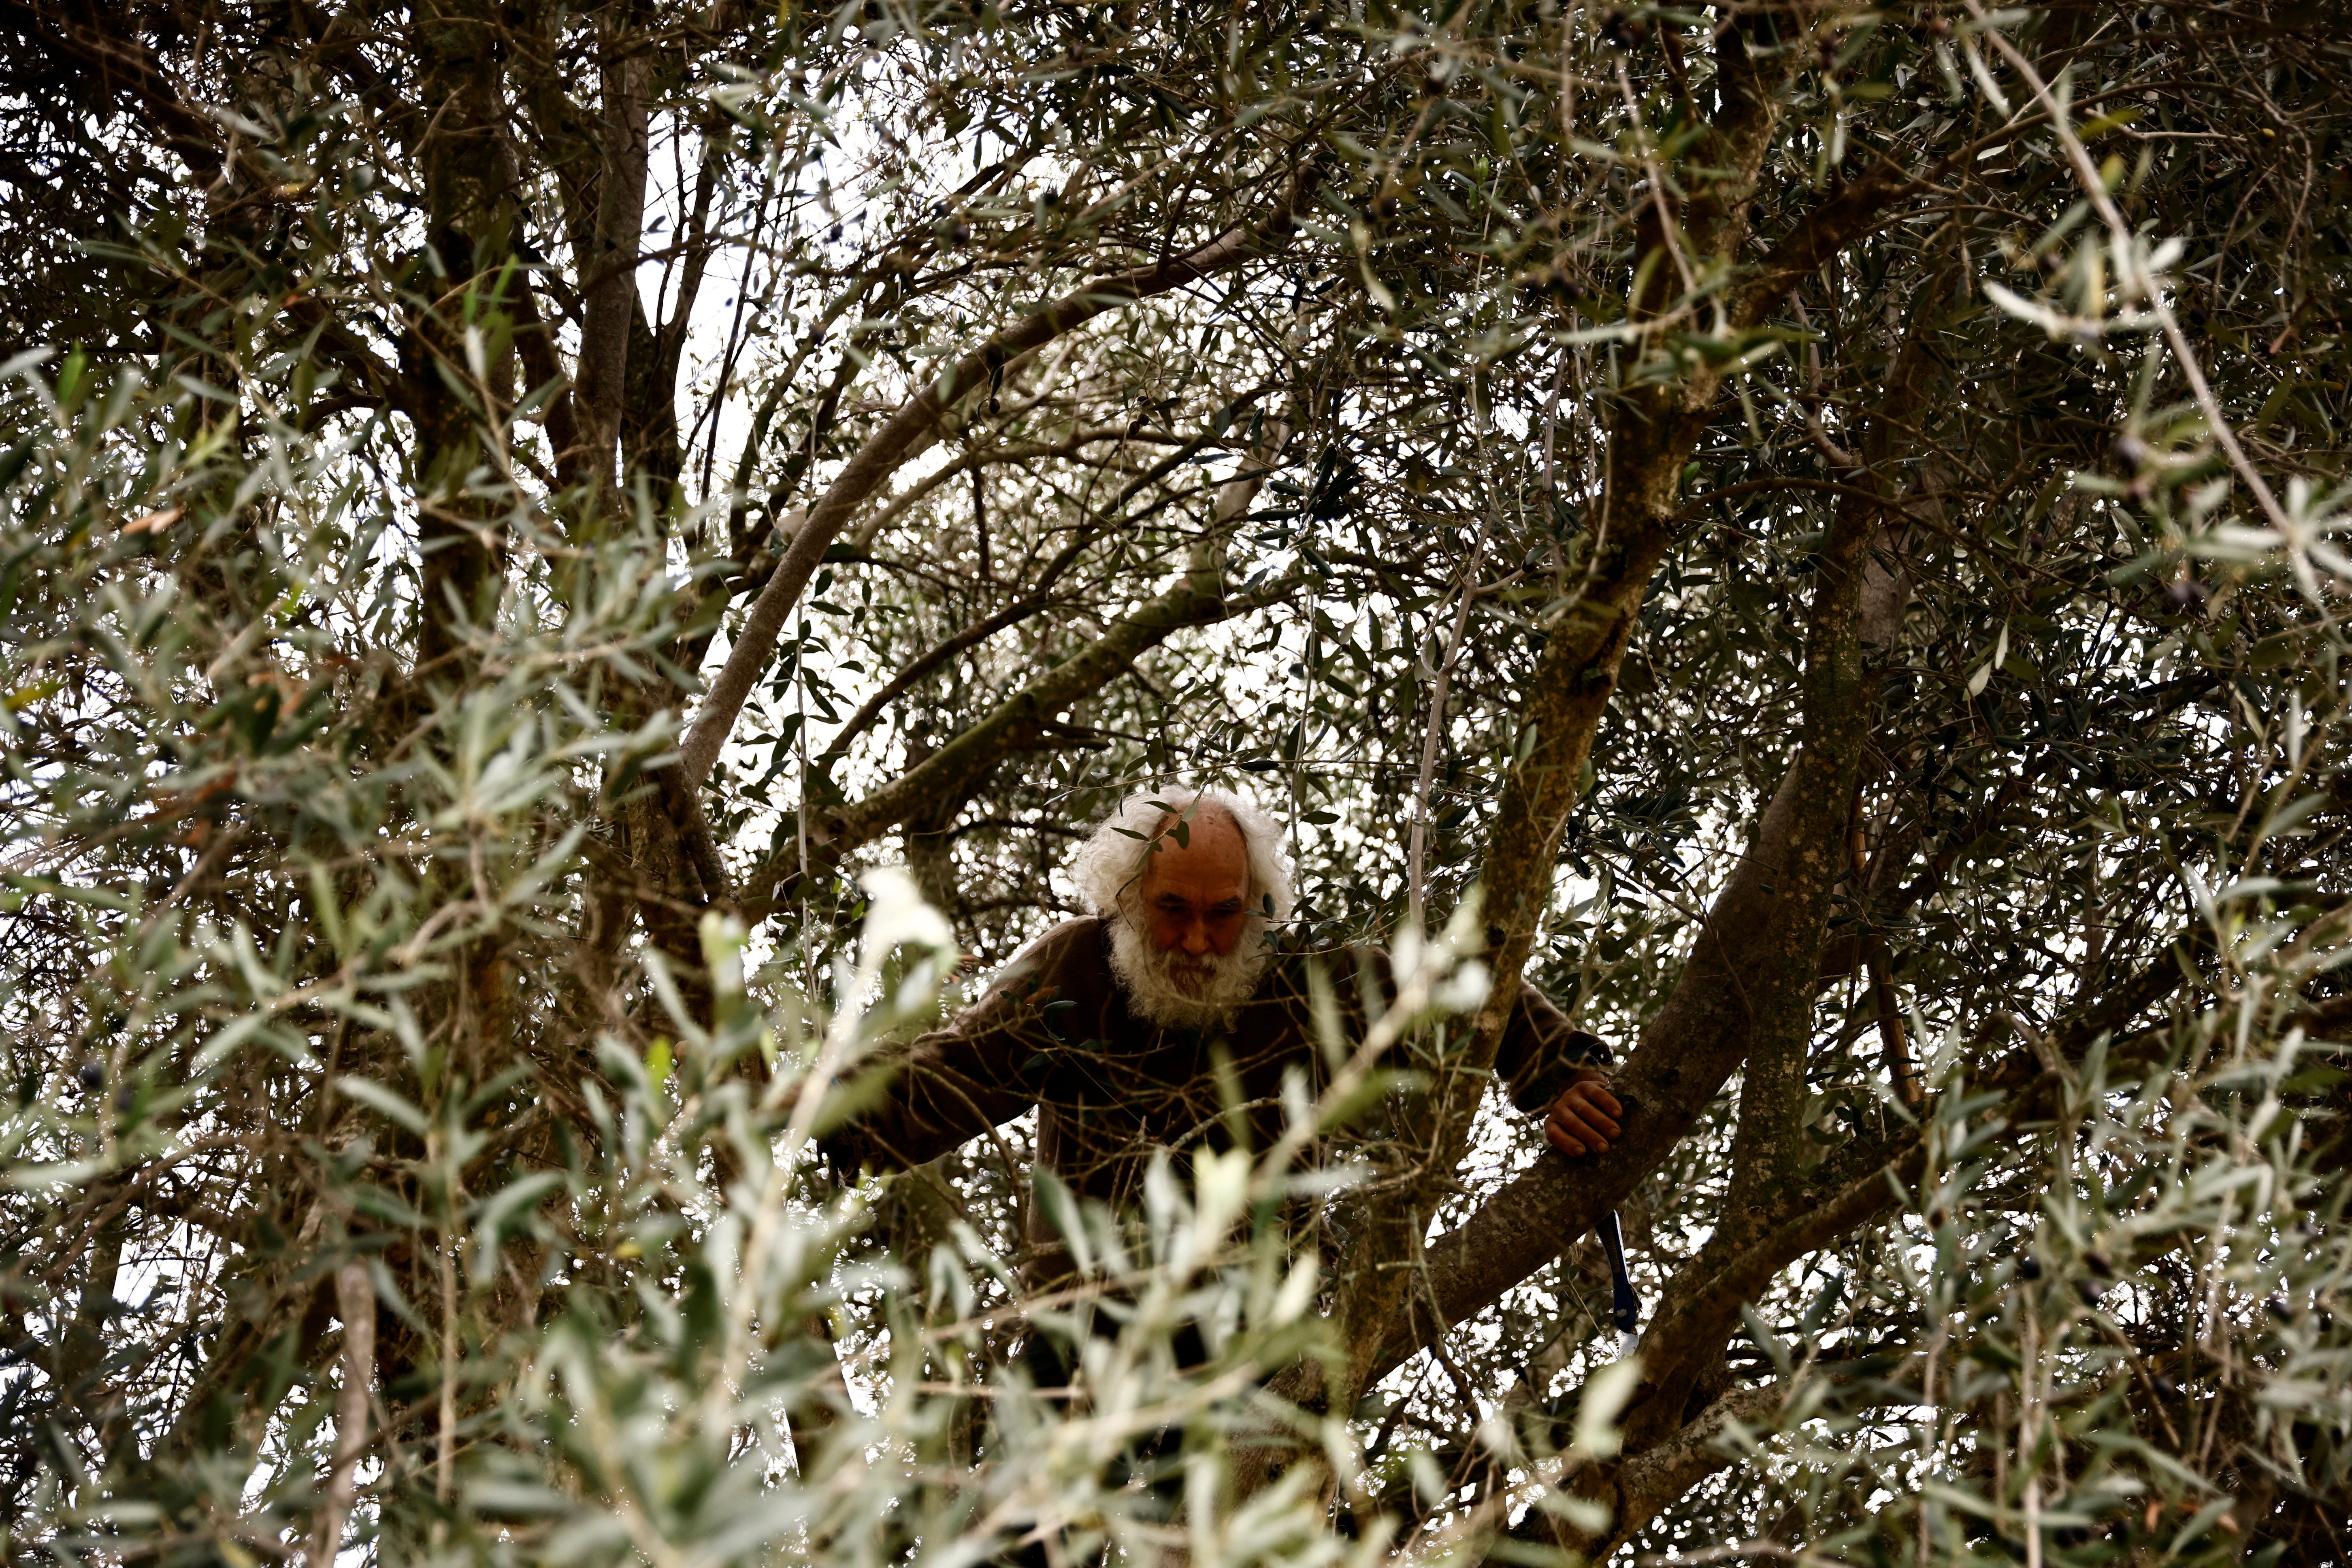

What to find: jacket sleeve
left=1492, top=979, right=1613, bottom=1116
left=818, top=921, right=1084, bottom=1174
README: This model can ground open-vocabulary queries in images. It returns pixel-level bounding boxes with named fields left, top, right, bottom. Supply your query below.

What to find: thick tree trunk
left=1387, top=333, right=1941, bottom=1366
left=409, top=0, right=519, bottom=674
left=1323, top=12, right=1806, bottom=1419
left=572, top=23, right=649, bottom=496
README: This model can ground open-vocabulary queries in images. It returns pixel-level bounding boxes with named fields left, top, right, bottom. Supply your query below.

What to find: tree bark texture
left=1377, top=275, right=1951, bottom=1393
left=410, top=0, right=521, bottom=672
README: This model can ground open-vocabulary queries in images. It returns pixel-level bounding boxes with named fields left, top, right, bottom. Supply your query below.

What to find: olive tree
left=2, top=0, right=2349, bottom=1564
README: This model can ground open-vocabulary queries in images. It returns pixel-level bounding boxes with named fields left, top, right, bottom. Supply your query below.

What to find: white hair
left=1068, top=785, right=1295, bottom=924
left=1068, top=785, right=1295, bottom=1030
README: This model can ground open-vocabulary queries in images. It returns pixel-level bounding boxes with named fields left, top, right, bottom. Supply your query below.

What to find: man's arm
left=1493, top=980, right=1623, bottom=1159
left=820, top=919, right=1092, bottom=1174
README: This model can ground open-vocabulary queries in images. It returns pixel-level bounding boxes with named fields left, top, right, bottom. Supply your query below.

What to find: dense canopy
left=2, top=0, right=2351, bottom=1564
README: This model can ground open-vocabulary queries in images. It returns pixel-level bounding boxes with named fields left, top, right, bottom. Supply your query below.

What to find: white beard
left=1105, top=912, right=1274, bottom=1031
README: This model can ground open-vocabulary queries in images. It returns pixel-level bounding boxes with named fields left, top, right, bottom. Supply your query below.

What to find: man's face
left=1136, top=808, right=1252, bottom=994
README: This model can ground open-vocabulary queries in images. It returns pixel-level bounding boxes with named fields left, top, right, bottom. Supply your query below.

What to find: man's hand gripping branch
left=1542, top=1078, right=1623, bottom=1159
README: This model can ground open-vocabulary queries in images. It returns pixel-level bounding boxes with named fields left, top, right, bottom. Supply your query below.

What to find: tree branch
left=1374, top=290, right=1951, bottom=1385
left=301, top=1263, right=374, bottom=1568
left=806, top=416, right=1297, bottom=861
left=1329, top=24, right=1814, bottom=1394
left=677, top=181, right=1310, bottom=790
left=572, top=29, right=648, bottom=491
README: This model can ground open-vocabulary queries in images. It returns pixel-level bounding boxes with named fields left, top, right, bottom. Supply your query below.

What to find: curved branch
left=814, top=423, right=1297, bottom=858
left=1636, top=1138, right=1920, bottom=1383
left=677, top=178, right=1311, bottom=789
left=814, top=392, right=1282, bottom=775
left=850, top=423, right=1211, bottom=546
left=814, top=583, right=1083, bottom=773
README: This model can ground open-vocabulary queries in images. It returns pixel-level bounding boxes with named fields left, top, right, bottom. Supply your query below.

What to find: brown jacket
left=823, top=918, right=1609, bottom=1223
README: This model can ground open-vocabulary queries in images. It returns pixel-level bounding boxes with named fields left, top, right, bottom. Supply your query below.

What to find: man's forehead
left=1140, top=805, right=1250, bottom=893
left=1148, top=808, right=1242, bottom=846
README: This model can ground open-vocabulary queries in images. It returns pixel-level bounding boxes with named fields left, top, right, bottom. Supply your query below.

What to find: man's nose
left=1180, top=920, right=1212, bottom=955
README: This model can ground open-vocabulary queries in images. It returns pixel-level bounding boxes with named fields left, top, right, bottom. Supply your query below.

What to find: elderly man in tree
left=824, top=787, right=1622, bottom=1270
